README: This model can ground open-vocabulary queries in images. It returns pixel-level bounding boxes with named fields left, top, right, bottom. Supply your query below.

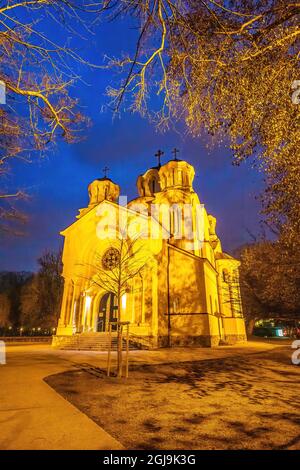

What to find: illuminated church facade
left=54, top=156, right=246, bottom=348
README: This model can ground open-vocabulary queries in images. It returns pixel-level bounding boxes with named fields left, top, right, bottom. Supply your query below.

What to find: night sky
left=0, top=12, right=264, bottom=272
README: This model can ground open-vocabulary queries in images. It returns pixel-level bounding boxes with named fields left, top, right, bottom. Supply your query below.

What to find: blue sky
left=0, top=9, right=264, bottom=272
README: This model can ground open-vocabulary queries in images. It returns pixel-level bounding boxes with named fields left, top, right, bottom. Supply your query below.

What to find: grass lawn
left=45, top=346, right=300, bottom=450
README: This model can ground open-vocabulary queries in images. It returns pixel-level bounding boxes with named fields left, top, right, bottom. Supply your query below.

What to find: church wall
left=130, top=277, right=143, bottom=324
left=156, top=244, right=169, bottom=347
left=202, top=261, right=221, bottom=346
left=219, top=279, right=234, bottom=318
left=57, top=221, right=101, bottom=335
left=222, top=317, right=247, bottom=344
left=156, top=245, right=212, bottom=347
left=122, top=262, right=158, bottom=348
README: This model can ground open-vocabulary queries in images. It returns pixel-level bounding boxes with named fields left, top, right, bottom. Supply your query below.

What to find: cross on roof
left=155, top=149, right=164, bottom=167
left=102, top=166, right=110, bottom=178
left=172, top=148, right=179, bottom=160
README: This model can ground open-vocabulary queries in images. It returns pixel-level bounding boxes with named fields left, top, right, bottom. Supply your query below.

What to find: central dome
left=137, top=159, right=195, bottom=197
left=158, top=160, right=195, bottom=191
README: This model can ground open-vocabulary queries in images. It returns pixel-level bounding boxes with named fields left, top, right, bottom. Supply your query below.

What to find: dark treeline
left=0, top=251, right=63, bottom=335
left=238, top=238, right=300, bottom=334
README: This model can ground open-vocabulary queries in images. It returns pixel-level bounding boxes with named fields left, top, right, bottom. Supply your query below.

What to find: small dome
left=88, top=177, right=120, bottom=205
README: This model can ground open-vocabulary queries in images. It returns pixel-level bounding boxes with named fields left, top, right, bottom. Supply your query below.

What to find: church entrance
left=97, top=292, right=118, bottom=332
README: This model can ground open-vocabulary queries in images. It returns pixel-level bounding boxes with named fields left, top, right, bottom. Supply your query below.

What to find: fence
left=1, top=336, right=52, bottom=343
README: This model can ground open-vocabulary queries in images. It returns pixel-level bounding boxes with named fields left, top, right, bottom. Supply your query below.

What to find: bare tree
left=0, top=1, right=103, bottom=234
left=100, top=1, right=299, bottom=151
left=83, top=229, right=153, bottom=378
left=20, top=249, right=63, bottom=328
left=99, top=1, right=300, bottom=236
left=238, top=239, right=300, bottom=334
left=0, top=292, right=10, bottom=327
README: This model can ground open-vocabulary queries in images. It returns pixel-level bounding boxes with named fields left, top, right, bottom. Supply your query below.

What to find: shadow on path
left=45, top=349, right=300, bottom=450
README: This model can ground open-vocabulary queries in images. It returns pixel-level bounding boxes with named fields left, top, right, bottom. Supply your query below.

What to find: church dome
left=136, top=159, right=195, bottom=197
left=158, top=159, right=195, bottom=191
left=137, top=167, right=161, bottom=197
left=88, top=177, right=120, bottom=206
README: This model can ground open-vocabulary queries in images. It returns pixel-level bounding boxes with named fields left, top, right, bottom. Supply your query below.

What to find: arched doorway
left=97, top=292, right=118, bottom=332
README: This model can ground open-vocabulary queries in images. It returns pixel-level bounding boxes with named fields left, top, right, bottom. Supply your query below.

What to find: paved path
left=0, top=345, right=123, bottom=450
left=0, top=340, right=292, bottom=450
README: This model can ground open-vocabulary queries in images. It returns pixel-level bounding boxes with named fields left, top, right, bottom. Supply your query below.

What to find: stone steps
left=55, top=333, right=138, bottom=351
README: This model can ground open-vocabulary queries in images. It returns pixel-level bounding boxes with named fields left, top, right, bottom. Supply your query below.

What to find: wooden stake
left=125, top=324, right=129, bottom=379
left=118, top=323, right=123, bottom=378
left=107, top=323, right=112, bottom=377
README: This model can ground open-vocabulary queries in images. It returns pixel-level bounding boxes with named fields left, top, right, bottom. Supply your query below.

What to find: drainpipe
left=216, top=271, right=224, bottom=342
left=167, top=243, right=171, bottom=347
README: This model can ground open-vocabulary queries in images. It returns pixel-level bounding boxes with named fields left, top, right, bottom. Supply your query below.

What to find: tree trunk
left=117, top=293, right=123, bottom=378
left=246, top=318, right=257, bottom=337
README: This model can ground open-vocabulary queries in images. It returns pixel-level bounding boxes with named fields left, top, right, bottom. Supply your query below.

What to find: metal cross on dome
left=172, top=148, right=179, bottom=160
left=102, top=166, right=110, bottom=178
left=155, top=149, right=164, bottom=167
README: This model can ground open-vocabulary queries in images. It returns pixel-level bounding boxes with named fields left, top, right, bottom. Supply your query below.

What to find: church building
left=54, top=154, right=246, bottom=349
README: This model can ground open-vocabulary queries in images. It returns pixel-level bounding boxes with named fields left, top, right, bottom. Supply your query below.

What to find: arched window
left=149, top=176, right=160, bottom=194
left=173, top=206, right=182, bottom=237
left=179, top=170, right=184, bottom=185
